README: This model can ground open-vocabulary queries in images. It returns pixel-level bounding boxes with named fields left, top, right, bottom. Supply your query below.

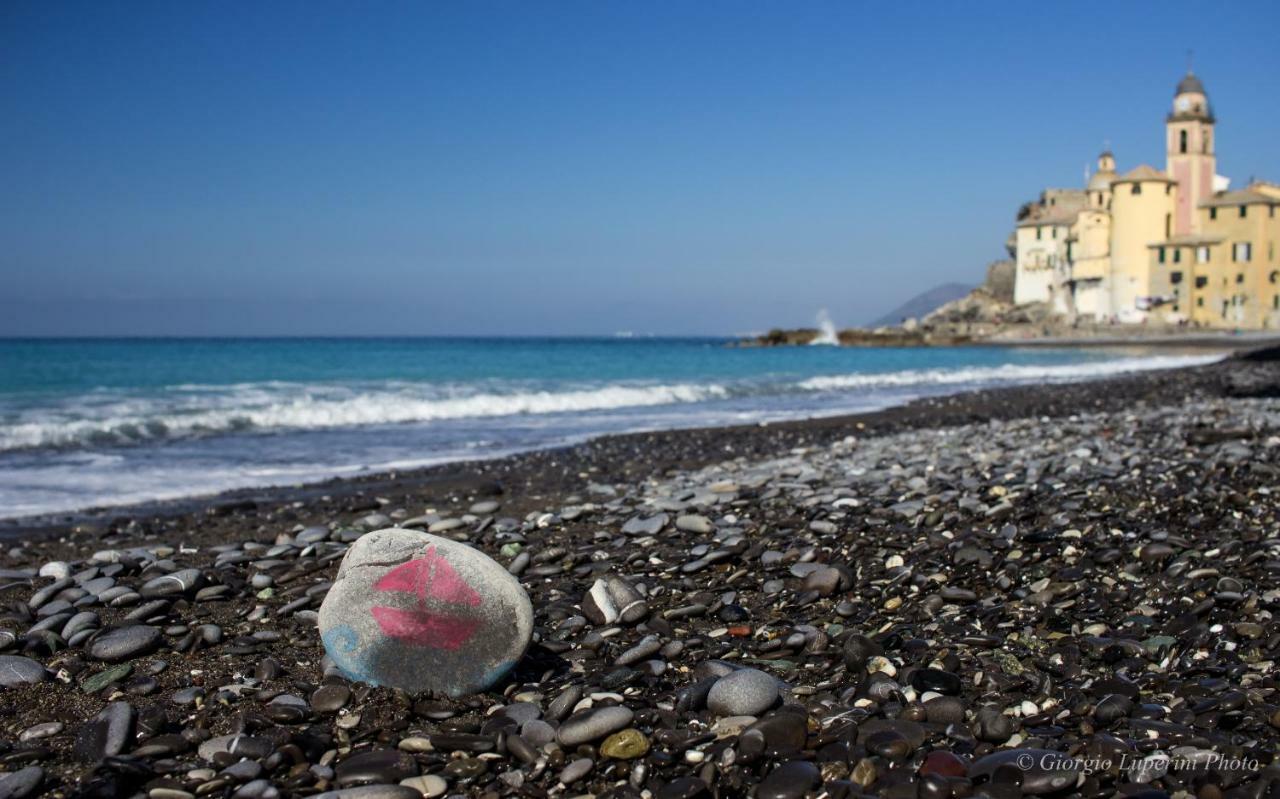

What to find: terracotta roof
left=1112, top=165, right=1175, bottom=184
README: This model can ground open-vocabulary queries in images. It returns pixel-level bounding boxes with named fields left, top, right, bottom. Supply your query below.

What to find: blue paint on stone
left=321, top=624, right=378, bottom=686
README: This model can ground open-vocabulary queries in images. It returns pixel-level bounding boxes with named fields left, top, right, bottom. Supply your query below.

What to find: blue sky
left=3, top=1, right=1278, bottom=336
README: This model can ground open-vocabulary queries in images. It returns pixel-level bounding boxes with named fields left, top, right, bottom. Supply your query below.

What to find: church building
left=1011, top=71, right=1280, bottom=328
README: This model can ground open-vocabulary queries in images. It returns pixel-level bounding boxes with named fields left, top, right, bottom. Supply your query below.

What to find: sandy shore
left=0, top=351, right=1277, bottom=797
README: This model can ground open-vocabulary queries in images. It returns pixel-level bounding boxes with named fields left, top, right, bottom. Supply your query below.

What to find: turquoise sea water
left=0, top=337, right=1222, bottom=519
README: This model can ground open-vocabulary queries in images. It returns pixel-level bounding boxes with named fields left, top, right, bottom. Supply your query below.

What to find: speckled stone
left=318, top=529, right=533, bottom=697
left=600, top=728, right=650, bottom=759
left=707, top=668, right=779, bottom=716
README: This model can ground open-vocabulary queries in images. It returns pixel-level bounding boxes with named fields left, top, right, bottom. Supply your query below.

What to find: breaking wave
left=0, top=353, right=1224, bottom=455
left=796, top=354, right=1223, bottom=391
left=0, top=382, right=729, bottom=452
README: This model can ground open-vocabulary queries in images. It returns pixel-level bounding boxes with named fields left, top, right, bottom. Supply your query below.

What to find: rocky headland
left=741, top=261, right=1280, bottom=348
left=0, top=353, right=1278, bottom=797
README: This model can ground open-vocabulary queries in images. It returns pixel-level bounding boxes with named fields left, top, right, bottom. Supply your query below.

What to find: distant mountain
left=869, top=283, right=975, bottom=328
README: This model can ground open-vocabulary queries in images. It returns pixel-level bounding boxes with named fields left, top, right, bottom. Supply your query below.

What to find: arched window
left=1179, top=130, right=1187, bottom=154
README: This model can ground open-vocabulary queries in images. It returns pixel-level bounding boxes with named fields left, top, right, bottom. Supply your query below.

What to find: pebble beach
left=1, top=352, right=1279, bottom=799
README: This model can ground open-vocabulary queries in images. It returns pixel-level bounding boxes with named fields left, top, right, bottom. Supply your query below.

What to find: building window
left=1197, top=246, right=1210, bottom=263
left=1197, top=297, right=1204, bottom=307
left=1036, top=227, right=1042, bottom=240
left=1173, top=304, right=1180, bottom=312
left=1237, top=273, right=1245, bottom=284
left=1171, top=271, right=1183, bottom=284
left=1052, top=227, right=1057, bottom=239
left=1179, top=130, right=1187, bottom=153
left=1210, top=207, right=1217, bottom=220
left=1234, top=242, right=1253, bottom=262
left=1271, top=271, right=1278, bottom=284
left=1173, top=248, right=1181, bottom=263
left=1158, top=247, right=1166, bottom=264
left=1132, top=183, right=1142, bottom=195
left=1195, top=276, right=1208, bottom=288
left=1165, top=214, right=1172, bottom=238
left=1241, top=205, right=1248, bottom=219
left=1275, top=295, right=1279, bottom=310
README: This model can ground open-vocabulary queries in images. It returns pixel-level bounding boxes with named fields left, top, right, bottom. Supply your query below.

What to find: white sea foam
left=795, top=354, right=1223, bottom=391
left=0, top=382, right=729, bottom=452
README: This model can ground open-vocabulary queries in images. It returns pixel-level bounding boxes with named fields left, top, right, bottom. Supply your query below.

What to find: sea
left=0, top=337, right=1224, bottom=520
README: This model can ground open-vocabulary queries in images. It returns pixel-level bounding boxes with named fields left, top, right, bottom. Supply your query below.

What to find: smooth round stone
left=559, top=758, right=593, bottom=784
left=0, top=656, right=48, bottom=687
left=557, top=706, right=635, bottom=746
left=401, top=775, right=446, bottom=798
left=311, top=786, right=422, bottom=799
left=841, top=634, right=882, bottom=671
left=923, top=696, right=966, bottom=725
left=197, top=734, right=272, bottom=762
left=707, top=668, right=779, bottom=716
left=911, top=667, right=962, bottom=695
left=0, top=766, right=43, bottom=799
left=140, top=569, right=205, bottom=598
left=675, top=514, right=714, bottom=534
left=469, top=501, right=500, bottom=515
left=87, top=625, right=162, bottom=662
left=657, top=777, right=709, bottom=799
left=970, top=749, right=1081, bottom=795
left=920, top=750, right=968, bottom=778
left=757, top=760, right=820, bottom=799
left=600, top=728, right=650, bottom=759
left=335, top=750, right=417, bottom=786
left=317, top=529, right=533, bottom=697
left=311, top=684, right=351, bottom=713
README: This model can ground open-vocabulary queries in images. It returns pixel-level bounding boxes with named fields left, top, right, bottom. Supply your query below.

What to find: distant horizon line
left=0, top=333, right=745, bottom=341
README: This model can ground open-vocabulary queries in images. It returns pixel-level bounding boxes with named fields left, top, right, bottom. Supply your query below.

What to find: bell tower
left=1166, top=69, right=1215, bottom=235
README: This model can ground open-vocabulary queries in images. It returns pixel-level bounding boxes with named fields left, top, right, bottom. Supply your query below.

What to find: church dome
left=1175, top=72, right=1206, bottom=96
left=1088, top=170, right=1115, bottom=191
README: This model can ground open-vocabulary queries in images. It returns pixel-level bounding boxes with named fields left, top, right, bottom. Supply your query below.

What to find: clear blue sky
left=3, top=1, right=1278, bottom=336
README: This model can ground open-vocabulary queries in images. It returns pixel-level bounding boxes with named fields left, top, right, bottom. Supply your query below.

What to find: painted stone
left=318, top=528, right=533, bottom=697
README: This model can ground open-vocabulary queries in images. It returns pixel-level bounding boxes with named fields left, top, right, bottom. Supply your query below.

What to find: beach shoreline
left=0, top=346, right=1260, bottom=540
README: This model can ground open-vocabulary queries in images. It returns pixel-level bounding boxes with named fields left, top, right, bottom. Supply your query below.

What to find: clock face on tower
left=1176, top=97, right=1191, bottom=112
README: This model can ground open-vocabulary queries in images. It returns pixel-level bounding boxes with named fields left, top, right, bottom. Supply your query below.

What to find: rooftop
left=1175, top=72, right=1206, bottom=97
left=1199, top=189, right=1278, bottom=208
left=1146, top=234, right=1224, bottom=248
left=1112, top=165, right=1175, bottom=184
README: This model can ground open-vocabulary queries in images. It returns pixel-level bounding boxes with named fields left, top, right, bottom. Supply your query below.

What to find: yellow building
left=1012, top=70, right=1279, bottom=328
left=1110, top=165, right=1176, bottom=322
left=1148, top=183, right=1280, bottom=328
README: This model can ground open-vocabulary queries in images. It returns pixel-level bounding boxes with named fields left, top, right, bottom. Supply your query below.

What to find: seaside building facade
left=1011, top=71, right=1280, bottom=328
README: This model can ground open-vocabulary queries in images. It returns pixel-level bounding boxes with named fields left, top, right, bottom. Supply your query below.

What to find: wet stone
left=757, top=760, right=820, bottom=799
left=335, top=750, right=417, bottom=786
left=970, top=749, right=1081, bottom=795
